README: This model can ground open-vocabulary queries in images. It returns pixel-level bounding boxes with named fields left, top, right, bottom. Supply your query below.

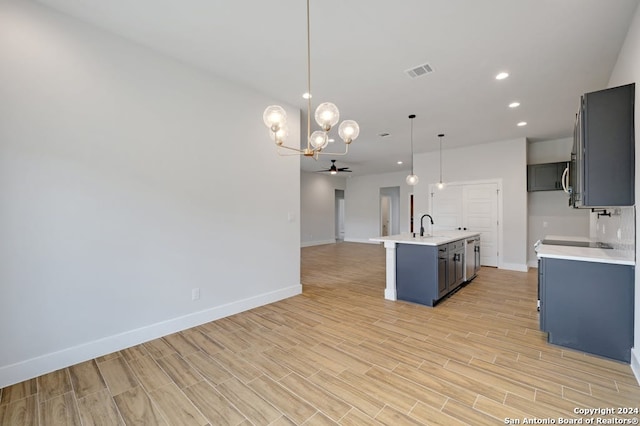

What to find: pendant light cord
left=408, top=114, right=416, bottom=175
left=439, top=137, right=442, bottom=183
left=410, top=118, right=414, bottom=174
left=438, top=133, right=444, bottom=184
left=306, top=0, right=312, bottom=150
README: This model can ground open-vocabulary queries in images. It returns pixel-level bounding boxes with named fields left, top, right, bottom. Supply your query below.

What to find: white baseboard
left=527, top=260, right=538, bottom=269
left=344, top=238, right=380, bottom=244
left=499, top=262, right=529, bottom=272
left=0, top=284, right=302, bottom=388
left=631, top=347, right=640, bottom=385
left=384, top=288, right=397, bottom=301
left=300, top=239, right=336, bottom=247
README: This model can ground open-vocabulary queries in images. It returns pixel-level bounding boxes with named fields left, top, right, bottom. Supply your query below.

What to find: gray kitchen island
left=371, top=231, right=481, bottom=307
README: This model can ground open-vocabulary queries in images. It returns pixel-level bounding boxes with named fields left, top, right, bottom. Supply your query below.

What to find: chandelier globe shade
left=263, top=106, right=287, bottom=132
left=309, top=130, right=329, bottom=150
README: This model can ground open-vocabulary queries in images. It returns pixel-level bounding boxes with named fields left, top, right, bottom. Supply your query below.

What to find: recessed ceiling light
left=509, top=102, right=520, bottom=108
left=495, top=72, right=509, bottom=80
left=302, top=92, right=312, bottom=99
left=517, top=121, right=527, bottom=127
left=397, top=161, right=403, bottom=165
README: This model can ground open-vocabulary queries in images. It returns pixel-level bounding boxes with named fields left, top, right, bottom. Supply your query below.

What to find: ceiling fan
left=318, top=159, right=352, bottom=175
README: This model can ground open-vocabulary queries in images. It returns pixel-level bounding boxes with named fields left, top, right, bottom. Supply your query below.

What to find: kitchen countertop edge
left=370, top=231, right=481, bottom=247
left=535, top=235, right=635, bottom=266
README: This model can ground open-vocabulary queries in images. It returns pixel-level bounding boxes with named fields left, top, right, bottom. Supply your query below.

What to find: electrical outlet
left=617, top=228, right=622, bottom=240
left=543, top=221, right=548, bottom=228
left=192, top=288, right=200, bottom=301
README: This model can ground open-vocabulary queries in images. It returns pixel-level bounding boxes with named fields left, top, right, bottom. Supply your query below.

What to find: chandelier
left=262, top=0, right=359, bottom=158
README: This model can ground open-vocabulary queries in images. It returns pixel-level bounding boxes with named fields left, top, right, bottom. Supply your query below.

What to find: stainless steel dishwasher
left=464, top=237, right=480, bottom=282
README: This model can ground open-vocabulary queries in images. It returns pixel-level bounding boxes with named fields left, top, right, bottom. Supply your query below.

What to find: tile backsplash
left=590, top=206, right=635, bottom=251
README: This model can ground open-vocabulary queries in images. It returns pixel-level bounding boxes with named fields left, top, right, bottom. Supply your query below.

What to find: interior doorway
left=380, top=187, right=400, bottom=237
left=381, top=196, right=391, bottom=236
left=335, top=189, right=345, bottom=242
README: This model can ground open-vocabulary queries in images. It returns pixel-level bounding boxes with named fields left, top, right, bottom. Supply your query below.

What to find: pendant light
left=406, top=114, right=419, bottom=186
left=437, top=133, right=445, bottom=189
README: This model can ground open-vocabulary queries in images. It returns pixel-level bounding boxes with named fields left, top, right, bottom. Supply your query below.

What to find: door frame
left=334, top=189, right=345, bottom=241
left=428, top=179, right=504, bottom=269
left=380, top=195, right=392, bottom=236
left=379, top=186, right=400, bottom=237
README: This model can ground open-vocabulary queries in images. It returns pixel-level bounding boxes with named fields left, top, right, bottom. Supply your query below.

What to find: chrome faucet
left=420, top=214, right=434, bottom=237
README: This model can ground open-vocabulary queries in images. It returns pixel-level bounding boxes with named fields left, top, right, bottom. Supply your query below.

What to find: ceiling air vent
left=405, top=63, right=433, bottom=79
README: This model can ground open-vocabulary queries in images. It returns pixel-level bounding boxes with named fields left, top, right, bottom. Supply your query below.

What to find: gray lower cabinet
left=448, top=240, right=465, bottom=291
left=538, top=257, right=634, bottom=363
left=437, top=246, right=448, bottom=298
left=396, top=239, right=468, bottom=307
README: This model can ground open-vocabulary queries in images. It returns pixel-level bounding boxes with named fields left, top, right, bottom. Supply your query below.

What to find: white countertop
left=370, top=230, right=480, bottom=246
left=535, top=235, right=635, bottom=266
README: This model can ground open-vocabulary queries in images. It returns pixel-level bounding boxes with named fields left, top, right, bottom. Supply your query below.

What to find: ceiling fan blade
left=317, top=160, right=352, bottom=173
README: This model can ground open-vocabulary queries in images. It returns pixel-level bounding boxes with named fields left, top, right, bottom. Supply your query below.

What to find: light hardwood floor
left=1, top=242, right=639, bottom=425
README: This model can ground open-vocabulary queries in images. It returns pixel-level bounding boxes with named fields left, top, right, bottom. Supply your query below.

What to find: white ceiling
left=37, top=0, right=639, bottom=176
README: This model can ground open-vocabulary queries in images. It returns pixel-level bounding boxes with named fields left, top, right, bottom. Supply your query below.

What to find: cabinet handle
left=561, top=167, right=569, bottom=193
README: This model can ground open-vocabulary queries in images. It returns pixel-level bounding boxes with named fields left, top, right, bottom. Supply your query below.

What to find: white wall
left=590, top=207, right=635, bottom=251
left=413, top=138, right=528, bottom=271
left=300, top=171, right=346, bottom=246
left=0, top=1, right=301, bottom=387
left=344, top=171, right=411, bottom=243
left=607, top=0, right=640, bottom=382
left=527, top=138, right=590, bottom=266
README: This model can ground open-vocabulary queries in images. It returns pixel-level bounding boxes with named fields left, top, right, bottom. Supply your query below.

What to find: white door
left=336, top=198, right=345, bottom=240
left=463, top=184, right=498, bottom=267
left=381, top=195, right=391, bottom=236
left=431, top=185, right=462, bottom=230
left=431, top=182, right=499, bottom=267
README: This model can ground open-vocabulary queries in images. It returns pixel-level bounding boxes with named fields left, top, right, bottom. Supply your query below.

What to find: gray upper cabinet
left=571, top=83, right=635, bottom=207
left=527, top=162, right=567, bottom=192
